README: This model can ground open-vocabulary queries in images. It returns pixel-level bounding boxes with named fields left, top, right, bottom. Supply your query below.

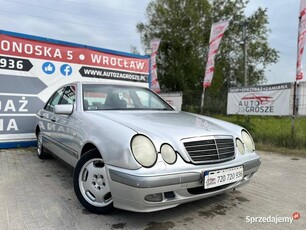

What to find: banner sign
left=203, top=21, right=229, bottom=88
left=150, top=38, right=161, bottom=93
left=159, top=92, right=183, bottom=111
left=227, top=83, right=293, bottom=116
left=0, top=31, right=149, bottom=147
left=296, top=0, right=306, bottom=80
left=297, top=81, right=306, bottom=115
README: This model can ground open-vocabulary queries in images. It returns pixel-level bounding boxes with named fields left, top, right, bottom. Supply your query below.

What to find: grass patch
left=214, top=115, right=306, bottom=154
left=255, top=143, right=306, bottom=157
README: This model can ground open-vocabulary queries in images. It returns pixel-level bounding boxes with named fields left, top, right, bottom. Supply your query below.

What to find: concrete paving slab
left=0, top=148, right=305, bottom=230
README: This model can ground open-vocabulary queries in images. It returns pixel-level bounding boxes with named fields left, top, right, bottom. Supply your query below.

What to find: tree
left=137, top=0, right=212, bottom=92
left=137, top=0, right=279, bottom=94
left=211, top=0, right=279, bottom=87
left=130, top=45, right=140, bottom=55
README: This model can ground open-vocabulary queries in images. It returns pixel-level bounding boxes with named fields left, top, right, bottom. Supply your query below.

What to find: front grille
left=183, top=136, right=235, bottom=164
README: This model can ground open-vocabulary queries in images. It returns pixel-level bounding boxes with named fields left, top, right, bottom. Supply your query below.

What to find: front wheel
left=73, top=149, right=114, bottom=214
left=36, top=129, right=49, bottom=159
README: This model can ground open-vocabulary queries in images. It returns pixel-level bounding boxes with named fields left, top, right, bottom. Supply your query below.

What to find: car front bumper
left=107, top=156, right=261, bottom=212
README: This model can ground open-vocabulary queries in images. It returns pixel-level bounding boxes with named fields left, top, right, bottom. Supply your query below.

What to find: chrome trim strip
left=181, top=135, right=233, bottom=143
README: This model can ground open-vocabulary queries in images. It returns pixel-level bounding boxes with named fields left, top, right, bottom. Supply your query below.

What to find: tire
left=37, top=129, right=49, bottom=159
left=73, top=149, right=114, bottom=214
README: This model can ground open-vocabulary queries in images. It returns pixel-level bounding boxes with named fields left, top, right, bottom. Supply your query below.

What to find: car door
left=52, top=85, right=78, bottom=164
left=40, top=85, right=77, bottom=165
left=40, top=86, right=65, bottom=152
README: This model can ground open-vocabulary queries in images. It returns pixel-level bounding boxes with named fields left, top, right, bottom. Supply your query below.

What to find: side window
left=60, top=85, right=76, bottom=105
left=44, top=87, right=65, bottom=112
left=44, top=85, right=76, bottom=112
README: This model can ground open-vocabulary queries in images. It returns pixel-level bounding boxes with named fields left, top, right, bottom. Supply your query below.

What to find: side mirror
left=54, top=104, right=73, bottom=115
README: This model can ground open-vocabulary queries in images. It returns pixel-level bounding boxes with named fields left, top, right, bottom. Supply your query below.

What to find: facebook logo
left=42, top=62, right=55, bottom=74
left=60, top=64, right=72, bottom=77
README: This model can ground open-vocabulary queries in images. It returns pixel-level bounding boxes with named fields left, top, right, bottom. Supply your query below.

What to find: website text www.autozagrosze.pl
left=79, top=66, right=148, bottom=82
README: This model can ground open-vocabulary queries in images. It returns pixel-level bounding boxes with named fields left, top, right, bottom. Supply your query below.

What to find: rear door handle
left=51, top=117, right=56, bottom=122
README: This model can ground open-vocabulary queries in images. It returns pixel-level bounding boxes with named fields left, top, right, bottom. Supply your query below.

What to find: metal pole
left=200, top=87, right=206, bottom=114
left=292, top=82, right=297, bottom=137
left=148, top=55, right=152, bottom=89
left=292, top=15, right=302, bottom=136
left=243, top=21, right=248, bottom=86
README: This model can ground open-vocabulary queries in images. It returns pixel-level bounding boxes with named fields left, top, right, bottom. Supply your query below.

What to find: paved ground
left=0, top=148, right=305, bottom=230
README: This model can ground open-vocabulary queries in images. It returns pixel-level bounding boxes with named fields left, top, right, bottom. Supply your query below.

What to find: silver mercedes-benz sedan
left=35, top=81, right=261, bottom=214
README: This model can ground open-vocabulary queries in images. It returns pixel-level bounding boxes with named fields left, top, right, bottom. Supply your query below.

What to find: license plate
left=204, top=166, right=243, bottom=189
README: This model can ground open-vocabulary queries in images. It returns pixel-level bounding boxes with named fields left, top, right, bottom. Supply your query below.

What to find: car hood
left=85, top=110, right=242, bottom=163
left=96, top=110, right=236, bottom=141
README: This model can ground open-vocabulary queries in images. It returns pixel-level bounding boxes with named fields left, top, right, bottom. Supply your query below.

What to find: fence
left=181, top=87, right=306, bottom=150
left=182, top=89, right=227, bottom=115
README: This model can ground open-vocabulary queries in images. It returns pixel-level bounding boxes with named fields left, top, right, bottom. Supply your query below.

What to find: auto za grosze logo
left=238, top=93, right=274, bottom=114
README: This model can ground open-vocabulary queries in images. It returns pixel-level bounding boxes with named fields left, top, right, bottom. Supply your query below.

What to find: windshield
left=82, top=84, right=173, bottom=111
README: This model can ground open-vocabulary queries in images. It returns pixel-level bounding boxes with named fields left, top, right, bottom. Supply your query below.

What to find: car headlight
left=236, top=138, right=245, bottom=155
left=241, top=130, right=255, bottom=152
left=131, top=135, right=157, bottom=167
left=161, top=144, right=177, bottom=164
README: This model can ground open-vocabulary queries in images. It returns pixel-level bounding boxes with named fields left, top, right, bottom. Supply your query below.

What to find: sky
left=0, top=0, right=302, bottom=85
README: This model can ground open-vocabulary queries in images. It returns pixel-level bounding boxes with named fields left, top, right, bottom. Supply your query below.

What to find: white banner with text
left=0, top=31, right=149, bottom=146
left=227, top=83, right=293, bottom=116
